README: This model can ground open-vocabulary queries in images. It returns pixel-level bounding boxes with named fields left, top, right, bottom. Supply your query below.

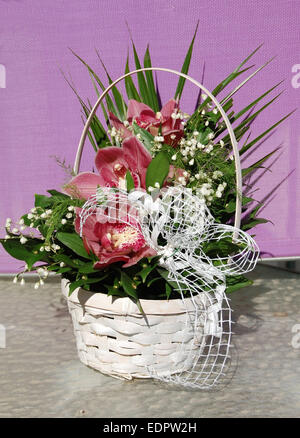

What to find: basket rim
left=61, top=277, right=205, bottom=315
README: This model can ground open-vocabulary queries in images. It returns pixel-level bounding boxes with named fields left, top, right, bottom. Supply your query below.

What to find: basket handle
left=74, top=67, right=242, bottom=229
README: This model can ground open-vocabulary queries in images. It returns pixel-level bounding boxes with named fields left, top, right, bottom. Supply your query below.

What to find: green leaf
left=175, top=21, right=199, bottom=100
left=53, top=254, right=84, bottom=268
left=220, top=92, right=283, bottom=147
left=131, top=40, right=152, bottom=107
left=125, top=170, right=135, bottom=192
left=0, top=238, right=45, bottom=270
left=61, top=69, right=109, bottom=150
left=35, top=194, right=53, bottom=209
left=120, top=271, right=139, bottom=301
left=125, top=52, right=141, bottom=101
left=69, top=49, right=118, bottom=116
left=242, top=149, right=279, bottom=178
left=143, top=45, right=160, bottom=112
left=147, top=276, right=162, bottom=287
left=225, top=275, right=253, bottom=293
left=67, top=279, right=85, bottom=295
left=202, top=238, right=242, bottom=258
left=132, top=121, right=154, bottom=152
left=165, top=282, right=172, bottom=300
left=220, top=56, right=276, bottom=105
left=239, top=110, right=296, bottom=155
left=96, top=50, right=127, bottom=120
left=145, top=151, right=170, bottom=190
left=188, top=48, right=261, bottom=126
left=56, top=232, right=91, bottom=259
left=136, top=262, right=159, bottom=283
left=47, top=190, right=69, bottom=199
left=241, top=218, right=269, bottom=231
left=157, top=268, right=179, bottom=290
left=87, top=74, right=111, bottom=129
left=107, top=285, right=127, bottom=298
left=225, top=196, right=254, bottom=213
left=217, top=81, right=284, bottom=140
left=68, top=276, right=108, bottom=295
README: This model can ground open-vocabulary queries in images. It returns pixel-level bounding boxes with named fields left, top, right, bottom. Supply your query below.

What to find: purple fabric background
left=0, top=0, right=300, bottom=272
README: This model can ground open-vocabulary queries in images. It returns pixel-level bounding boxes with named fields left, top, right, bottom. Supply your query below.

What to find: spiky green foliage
left=1, top=33, right=293, bottom=303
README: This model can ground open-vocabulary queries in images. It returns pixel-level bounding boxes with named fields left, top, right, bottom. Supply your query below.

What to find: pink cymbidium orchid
left=110, top=98, right=184, bottom=147
left=74, top=209, right=156, bottom=269
left=64, top=136, right=152, bottom=199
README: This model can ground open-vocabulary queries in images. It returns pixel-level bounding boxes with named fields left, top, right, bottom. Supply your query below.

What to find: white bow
left=80, top=186, right=259, bottom=388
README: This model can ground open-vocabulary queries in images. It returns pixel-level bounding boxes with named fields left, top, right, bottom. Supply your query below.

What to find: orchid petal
left=95, top=146, right=128, bottom=187
left=123, top=246, right=157, bottom=268
left=94, top=255, right=130, bottom=269
left=123, top=137, right=152, bottom=189
left=161, top=98, right=178, bottom=119
left=109, top=112, right=132, bottom=139
left=127, top=99, right=156, bottom=122
left=64, top=172, right=106, bottom=200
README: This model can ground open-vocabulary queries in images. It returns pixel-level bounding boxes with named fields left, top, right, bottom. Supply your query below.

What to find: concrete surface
left=0, top=264, right=299, bottom=418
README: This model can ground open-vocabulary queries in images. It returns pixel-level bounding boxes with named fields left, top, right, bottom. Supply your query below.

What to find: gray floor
left=0, top=264, right=299, bottom=418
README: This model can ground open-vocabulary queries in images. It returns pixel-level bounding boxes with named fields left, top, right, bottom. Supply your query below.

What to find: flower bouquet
left=1, top=28, right=291, bottom=388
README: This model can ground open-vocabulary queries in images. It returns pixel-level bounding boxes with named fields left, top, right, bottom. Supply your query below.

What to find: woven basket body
left=62, top=278, right=220, bottom=380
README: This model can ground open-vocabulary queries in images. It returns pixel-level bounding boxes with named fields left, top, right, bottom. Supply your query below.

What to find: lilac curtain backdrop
left=0, top=0, right=299, bottom=272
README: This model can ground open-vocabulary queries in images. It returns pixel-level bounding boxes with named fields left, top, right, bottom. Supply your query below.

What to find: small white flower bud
left=20, top=236, right=28, bottom=244
left=61, top=219, right=67, bottom=225
left=20, top=278, right=25, bottom=286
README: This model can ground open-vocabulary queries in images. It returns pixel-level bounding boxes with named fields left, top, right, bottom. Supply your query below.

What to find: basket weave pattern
left=62, top=279, right=216, bottom=380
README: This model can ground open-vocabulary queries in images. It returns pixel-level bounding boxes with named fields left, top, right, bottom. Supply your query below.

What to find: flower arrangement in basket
left=1, top=28, right=292, bottom=389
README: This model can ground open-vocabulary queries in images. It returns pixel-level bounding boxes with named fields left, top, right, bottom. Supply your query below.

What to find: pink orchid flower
left=64, top=136, right=152, bottom=199
left=110, top=98, right=184, bottom=147
left=74, top=208, right=156, bottom=269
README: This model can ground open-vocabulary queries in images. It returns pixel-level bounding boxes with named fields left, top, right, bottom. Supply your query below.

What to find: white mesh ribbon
left=79, top=186, right=259, bottom=389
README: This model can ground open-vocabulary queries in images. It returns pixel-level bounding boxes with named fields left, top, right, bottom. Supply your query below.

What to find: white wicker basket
left=63, top=67, right=242, bottom=381
left=62, top=278, right=223, bottom=380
